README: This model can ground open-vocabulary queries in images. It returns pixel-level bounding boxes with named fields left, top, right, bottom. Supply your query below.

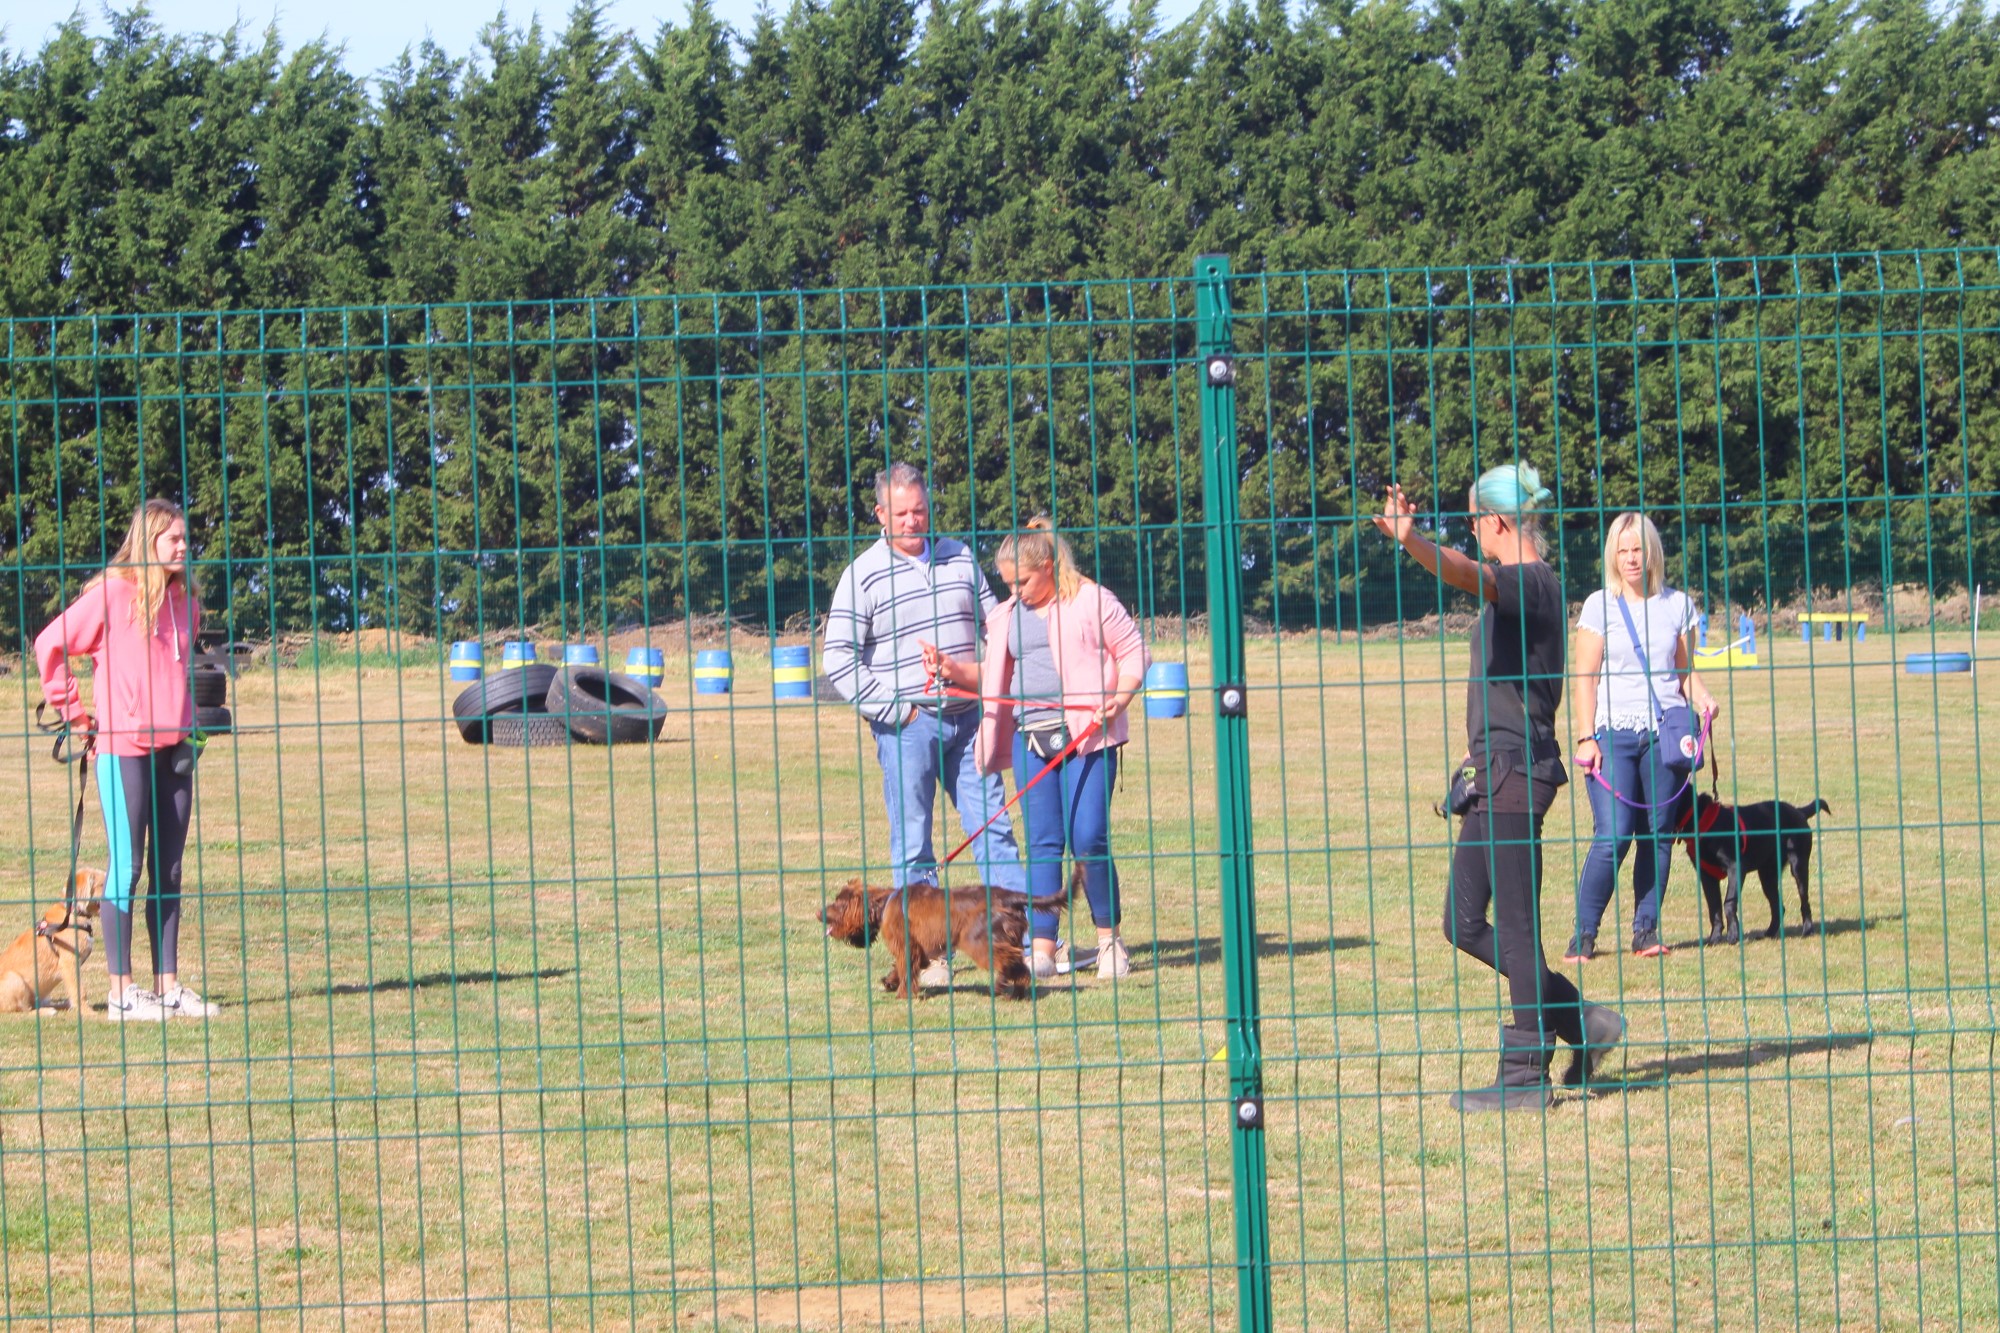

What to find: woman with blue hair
left=1378, top=462, right=1623, bottom=1110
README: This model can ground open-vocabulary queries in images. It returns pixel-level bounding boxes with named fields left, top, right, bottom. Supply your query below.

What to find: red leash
left=925, top=675, right=1103, bottom=867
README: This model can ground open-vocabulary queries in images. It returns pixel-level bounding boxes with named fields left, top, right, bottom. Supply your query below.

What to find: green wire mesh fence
left=0, top=249, right=1993, bottom=1328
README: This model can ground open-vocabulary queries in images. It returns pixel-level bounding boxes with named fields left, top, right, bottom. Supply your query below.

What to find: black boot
left=1563, top=1002, right=1625, bottom=1089
left=1451, top=1026, right=1552, bottom=1112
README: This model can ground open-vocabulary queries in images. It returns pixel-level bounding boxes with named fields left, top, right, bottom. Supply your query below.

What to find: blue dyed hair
left=1469, top=461, right=1552, bottom=555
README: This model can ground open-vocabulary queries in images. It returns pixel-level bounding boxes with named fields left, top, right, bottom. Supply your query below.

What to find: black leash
left=33, top=704, right=93, bottom=939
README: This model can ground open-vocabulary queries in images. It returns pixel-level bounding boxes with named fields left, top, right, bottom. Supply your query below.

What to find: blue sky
left=3, top=1, right=1211, bottom=80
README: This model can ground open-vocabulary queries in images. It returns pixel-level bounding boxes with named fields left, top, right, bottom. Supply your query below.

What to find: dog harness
left=1677, top=800, right=1746, bottom=881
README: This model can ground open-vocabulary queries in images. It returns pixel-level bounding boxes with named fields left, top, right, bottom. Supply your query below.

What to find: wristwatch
left=1576, top=734, right=1598, bottom=746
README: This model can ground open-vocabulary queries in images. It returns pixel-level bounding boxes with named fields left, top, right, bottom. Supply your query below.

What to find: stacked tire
left=191, top=663, right=232, bottom=734
left=453, top=664, right=563, bottom=747
left=451, top=664, right=666, bottom=747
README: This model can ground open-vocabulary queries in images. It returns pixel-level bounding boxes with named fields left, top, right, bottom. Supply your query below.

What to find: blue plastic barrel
left=500, top=640, right=538, bottom=670
left=626, top=647, right=665, bottom=686
left=773, top=645, right=813, bottom=701
left=1143, top=662, right=1189, bottom=719
left=694, top=649, right=733, bottom=694
left=563, top=644, right=600, bottom=666
left=449, top=641, right=485, bottom=682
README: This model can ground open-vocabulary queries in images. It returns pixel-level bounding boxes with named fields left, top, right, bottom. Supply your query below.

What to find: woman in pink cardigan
left=925, top=518, right=1149, bottom=979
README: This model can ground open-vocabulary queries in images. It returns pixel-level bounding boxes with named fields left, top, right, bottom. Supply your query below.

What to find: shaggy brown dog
left=818, top=870, right=1079, bottom=1000
left=0, top=869, right=106, bottom=1014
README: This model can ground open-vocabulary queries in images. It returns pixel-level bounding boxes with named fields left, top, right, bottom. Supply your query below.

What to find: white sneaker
left=1096, top=938, right=1132, bottom=980
left=106, top=989, right=167, bottom=1023
left=159, top=985, right=219, bottom=1019
left=916, top=957, right=954, bottom=990
left=1028, top=942, right=1067, bottom=979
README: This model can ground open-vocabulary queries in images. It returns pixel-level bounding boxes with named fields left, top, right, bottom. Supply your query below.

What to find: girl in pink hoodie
left=36, top=499, right=218, bottom=1022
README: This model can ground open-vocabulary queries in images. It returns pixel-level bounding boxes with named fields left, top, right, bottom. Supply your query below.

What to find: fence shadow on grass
left=281, top=966, right=575, bottom=1002
left=1142, top=932, right=1368, bottom=969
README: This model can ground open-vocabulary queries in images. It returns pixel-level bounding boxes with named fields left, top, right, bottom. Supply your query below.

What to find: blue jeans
left=1012, top=735, right=1119, bottom=943
left=869, top=708, right=1026, bottom=894
left=1574, top=726, right=1687, bottom=938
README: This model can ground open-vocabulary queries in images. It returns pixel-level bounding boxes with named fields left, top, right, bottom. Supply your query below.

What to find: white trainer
left=159, top=985, right=219, bottom=1019
left=916, top=957, right=954, bottom=990
left=106, top=989, right=167, bottom=1023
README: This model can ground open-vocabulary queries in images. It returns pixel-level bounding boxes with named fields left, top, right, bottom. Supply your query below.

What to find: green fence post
left=1194, top=253, right=1273, bottom=1332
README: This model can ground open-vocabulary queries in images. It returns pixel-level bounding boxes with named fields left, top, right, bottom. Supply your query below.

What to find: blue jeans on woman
left=1575, top=725, right=1687, bottom=939
left=1012, top=735, right=1119, bottom=943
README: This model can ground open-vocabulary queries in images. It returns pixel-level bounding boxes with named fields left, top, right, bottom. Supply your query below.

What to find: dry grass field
left=0, top=626, right=1993, bottom=1330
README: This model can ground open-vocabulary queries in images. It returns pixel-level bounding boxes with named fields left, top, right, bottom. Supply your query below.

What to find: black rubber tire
left=451, top=664, right=560, bottom=743
left=194, top=705, right=233, bottom=734
left=487, top=713, right=570, bottom=748
left=192, top=667, right=229, bottom=708
left=544, top=665, right=668, bottom=744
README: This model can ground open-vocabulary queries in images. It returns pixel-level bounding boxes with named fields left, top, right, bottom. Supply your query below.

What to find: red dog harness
left=1677, top=800, right=1746, bottom=881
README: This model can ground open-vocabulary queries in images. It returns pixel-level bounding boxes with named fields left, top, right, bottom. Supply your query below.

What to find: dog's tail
left=1024, top=862, right=1091, bottom=914
left=1805, top=798, right=1832, bottom=819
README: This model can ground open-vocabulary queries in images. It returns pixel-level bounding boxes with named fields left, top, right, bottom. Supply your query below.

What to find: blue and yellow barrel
left=449, top=641, right=485, bottom=682
left=625, top=647, right=665, bottom=687
left=695, top=649, right=733, bottom=695
left=563, top=643, right=600, bottom=666
left=773, top=645, right=813, bottom=701
left=1143, top=662, right=1189, bottom=719
left=500, top=640, right=538, bottom=670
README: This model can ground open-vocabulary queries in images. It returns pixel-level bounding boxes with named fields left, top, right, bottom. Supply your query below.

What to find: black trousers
left=1444, top=773, right=1584, bottom=1046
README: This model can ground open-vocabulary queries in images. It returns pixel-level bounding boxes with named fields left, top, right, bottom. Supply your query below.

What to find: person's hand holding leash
left=918, top=639, right=977, bottom=692
left=1574, top=735, right=1602, bottom=775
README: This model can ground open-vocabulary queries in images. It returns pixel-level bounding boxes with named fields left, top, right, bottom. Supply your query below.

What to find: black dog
left=1679, top=793, right=1830, bottom=943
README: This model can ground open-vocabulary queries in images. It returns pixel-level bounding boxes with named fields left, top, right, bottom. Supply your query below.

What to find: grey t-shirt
left=1576, top=587, right=1699, bottom=732
left=1007, top=604, right=1064, bottom=727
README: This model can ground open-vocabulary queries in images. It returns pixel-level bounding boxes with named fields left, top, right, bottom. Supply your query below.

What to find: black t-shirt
left=1466, top=560, right=1566, bottom=776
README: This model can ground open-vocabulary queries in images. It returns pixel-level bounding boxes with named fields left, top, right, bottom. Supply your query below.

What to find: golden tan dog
left=0, top=869, right=106, bottom=1014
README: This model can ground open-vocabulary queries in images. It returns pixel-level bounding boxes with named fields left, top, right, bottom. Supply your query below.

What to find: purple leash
left=1583, top=709, right=1716, bottom=812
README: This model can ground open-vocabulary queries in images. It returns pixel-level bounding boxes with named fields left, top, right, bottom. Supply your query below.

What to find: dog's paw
left=1760, top=924, right=1782, bottom=940
left=880, top=972, right=901, bottom=994
left=1723, top=922, right=1743, bottom=945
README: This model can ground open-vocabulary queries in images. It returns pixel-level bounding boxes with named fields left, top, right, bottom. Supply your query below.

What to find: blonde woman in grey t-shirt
left=1566, top=513, right=1719, bottom=960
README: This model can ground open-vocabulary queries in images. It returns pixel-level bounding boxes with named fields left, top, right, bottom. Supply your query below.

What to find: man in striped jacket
left=822, top=464, right=1028, bottom=987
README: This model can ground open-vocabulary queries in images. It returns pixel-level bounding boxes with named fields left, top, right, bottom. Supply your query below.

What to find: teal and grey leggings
left=96, top=748, right=192, bottom=978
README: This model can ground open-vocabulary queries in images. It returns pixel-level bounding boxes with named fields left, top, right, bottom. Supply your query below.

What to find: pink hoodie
left=974, top=580, right=1149, bottom=775
left=35, top=576, right=199, bottom=756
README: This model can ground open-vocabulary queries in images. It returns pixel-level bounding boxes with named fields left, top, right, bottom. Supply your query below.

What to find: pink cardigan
left=35, top=576, right=199, bottom=756
left=974, top=580, right=1150, bottom=775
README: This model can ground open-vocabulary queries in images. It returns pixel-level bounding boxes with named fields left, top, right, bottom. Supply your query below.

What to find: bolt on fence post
left=1193, top=253, right=1273, bottom=1333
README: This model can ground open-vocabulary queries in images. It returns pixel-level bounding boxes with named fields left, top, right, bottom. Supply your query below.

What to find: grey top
left=1007, top=603, right=1064, bottom=728
left=1575, top=587, right=1699, bottom=732
left=821, top=536, right=996, bottom=723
